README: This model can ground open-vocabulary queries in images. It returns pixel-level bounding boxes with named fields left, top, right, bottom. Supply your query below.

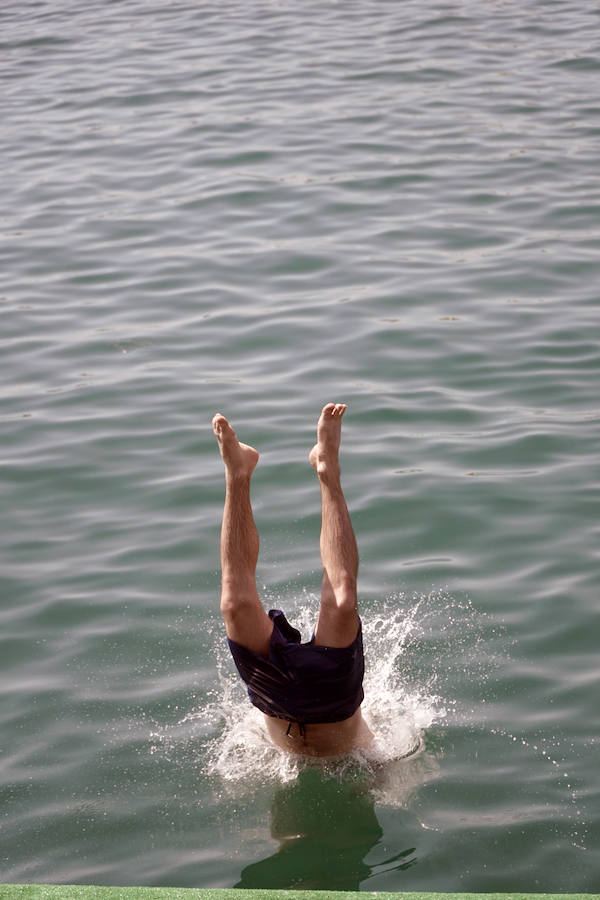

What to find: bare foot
left=309, top=402, right=347, bottom=480
left=212, top=414, right=259, bottom=480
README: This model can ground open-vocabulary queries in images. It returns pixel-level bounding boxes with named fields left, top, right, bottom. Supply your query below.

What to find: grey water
left=1, top=0, right=599, bottom=892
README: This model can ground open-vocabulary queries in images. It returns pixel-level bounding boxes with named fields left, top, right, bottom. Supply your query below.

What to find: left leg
left=310, top=403, right=360, bottom=648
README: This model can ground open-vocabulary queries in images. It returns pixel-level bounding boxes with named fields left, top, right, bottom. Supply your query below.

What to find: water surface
left=1, top=0, right=599, bottom=892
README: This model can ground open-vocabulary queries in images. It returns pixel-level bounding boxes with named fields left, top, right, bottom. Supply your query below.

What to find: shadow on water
left=235, top=768, right=417, bottom=891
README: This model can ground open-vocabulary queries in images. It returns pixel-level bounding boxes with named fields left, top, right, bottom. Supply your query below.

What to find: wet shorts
left=227, top=609, right=365, bottom=725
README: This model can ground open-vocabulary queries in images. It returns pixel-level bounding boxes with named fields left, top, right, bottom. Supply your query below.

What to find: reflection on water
left=152, top=592, right=452, bottom=888
left=203, top=594, right=446, bottom=888
left=235, top=768, right=415, bottom=891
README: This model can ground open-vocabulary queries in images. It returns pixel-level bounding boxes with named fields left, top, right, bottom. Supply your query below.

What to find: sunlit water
left=2, top=0, right=599, bottom=893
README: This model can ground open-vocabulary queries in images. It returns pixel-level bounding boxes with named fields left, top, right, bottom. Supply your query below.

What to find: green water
left=1, top=0, right=599, bottom=893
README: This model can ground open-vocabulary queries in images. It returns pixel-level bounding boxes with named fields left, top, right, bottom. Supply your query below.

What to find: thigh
left=314, top=607, right=360, bottom=648
left=314, top=571, right=360, bottom=648
left=221, top=588, right=273, bottom=658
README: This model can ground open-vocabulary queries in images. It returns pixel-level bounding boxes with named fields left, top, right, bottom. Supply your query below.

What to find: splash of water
left=150, top=591, right=587, bottom=838
left=160, top=591, right=457, bottom=806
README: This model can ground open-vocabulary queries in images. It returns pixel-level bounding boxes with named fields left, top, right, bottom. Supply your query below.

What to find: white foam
left=183, top=592, right=451, bottom=805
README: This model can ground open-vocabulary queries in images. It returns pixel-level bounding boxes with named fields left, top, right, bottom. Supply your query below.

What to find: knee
left=337, top=573, right=357, bottom=607
left=326, top=573, right=358, bottom=615
left=220, top=581, right=257, bottom=621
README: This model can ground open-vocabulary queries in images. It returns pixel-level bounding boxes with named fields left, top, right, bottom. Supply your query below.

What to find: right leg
left=213, top=414, right=273, bottom=658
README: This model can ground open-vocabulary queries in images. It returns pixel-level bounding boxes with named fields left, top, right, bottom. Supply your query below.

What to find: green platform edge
left=1, top=889, right=598, bottom=900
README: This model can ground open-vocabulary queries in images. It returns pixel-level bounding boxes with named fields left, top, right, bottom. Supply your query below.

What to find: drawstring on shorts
left=286, top=720, right=306, bottom=741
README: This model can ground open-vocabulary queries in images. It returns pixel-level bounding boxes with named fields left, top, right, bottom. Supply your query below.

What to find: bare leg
left=212, top=414, right=272, bottom=657
left=309, top=403, right=360, bottom=648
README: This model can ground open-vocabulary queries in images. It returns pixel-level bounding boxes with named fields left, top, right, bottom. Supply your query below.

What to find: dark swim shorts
left=227, top=609, right=365, bottom=725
